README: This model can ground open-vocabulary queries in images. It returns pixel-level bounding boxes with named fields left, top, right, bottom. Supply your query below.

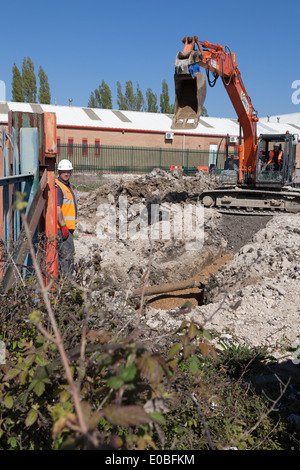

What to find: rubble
left=74, top=168, right=223, bottom=291
left=144, top=214, right=300, bottom=362
left=73, top=169, right=300, bottom=358
left=71, top=168, right=300, bottom=434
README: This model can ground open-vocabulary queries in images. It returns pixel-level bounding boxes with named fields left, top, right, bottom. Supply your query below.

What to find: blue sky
left=1, top=0, right=300, bottom=119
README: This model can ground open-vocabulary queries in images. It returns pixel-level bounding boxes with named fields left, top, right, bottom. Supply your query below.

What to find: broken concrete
left=74, top=168, right=223, bottom=292
left=73, top=169, right=300, bottom=359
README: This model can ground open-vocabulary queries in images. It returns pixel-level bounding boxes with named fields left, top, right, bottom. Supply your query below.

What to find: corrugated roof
left=0, top=101, right=240, bottom=136
left=0, top=101, right=298, bottom=138
left=257, top=120, right=300, bottom=136
left=260, top=113, right=300, bottom=126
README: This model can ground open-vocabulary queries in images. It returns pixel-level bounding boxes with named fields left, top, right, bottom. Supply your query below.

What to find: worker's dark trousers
left=57, top=229, right=75, bottom=278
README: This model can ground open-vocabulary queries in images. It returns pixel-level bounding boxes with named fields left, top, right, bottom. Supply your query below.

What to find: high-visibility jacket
left=56, top=179, right=76, bottom=230
left=268, top=150, right=283, bottom=165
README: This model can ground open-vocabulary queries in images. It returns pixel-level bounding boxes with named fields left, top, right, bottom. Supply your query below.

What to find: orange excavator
left=172, top=36, right=300, bottom=214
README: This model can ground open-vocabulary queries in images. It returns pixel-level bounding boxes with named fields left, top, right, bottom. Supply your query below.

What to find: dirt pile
left=72, top=172, right=300, bottom=431
left=74, top=168, right=223, bottom=291
left=145, top=214, right=300, bottom=357
left=74, top=169, right=300, bottom=357
left=202, top=215, right=300, bottom=345
left=101, top=167, right=216, bottom=202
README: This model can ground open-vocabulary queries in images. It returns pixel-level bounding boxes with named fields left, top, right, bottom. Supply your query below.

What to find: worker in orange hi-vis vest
left=267, top=143, right=283, bottom=171
left=56, top=159, right=77, bottom=277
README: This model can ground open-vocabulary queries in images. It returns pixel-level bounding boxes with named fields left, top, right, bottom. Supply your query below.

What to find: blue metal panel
left=13, top=127, right=20, bottom=240
left=2, top=127, right=9, bottom=245
left=20, top=127, right=39, bottom=276
left=20, top=127, right=39, bottom=214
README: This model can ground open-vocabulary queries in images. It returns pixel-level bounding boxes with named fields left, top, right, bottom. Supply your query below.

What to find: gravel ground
left=72, top=171, right=300, bottom=431
left=73, top=170, right=300, bottom=372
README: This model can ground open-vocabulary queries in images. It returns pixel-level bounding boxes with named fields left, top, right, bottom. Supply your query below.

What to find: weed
left=217, top=339, right=272, bottom=379
left=0, top=227, right=295, bottom=450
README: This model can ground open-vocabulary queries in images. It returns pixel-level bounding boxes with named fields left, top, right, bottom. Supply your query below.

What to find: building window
left=95, top=140, right=100, bottom=156
left=57, top=138, right=60, bottom=155
left=82, top=139, right=88, bottom=156
left=68, top=138, right=73, bottom=155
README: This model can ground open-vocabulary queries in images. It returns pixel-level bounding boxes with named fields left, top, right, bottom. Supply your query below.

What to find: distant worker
left=267, top=143, right=283, bottom=171
left=56, top=159, right=77, bottom=277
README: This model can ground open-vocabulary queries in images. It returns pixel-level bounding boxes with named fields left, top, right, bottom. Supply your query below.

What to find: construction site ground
left=72, top=169, right=300, bottom=405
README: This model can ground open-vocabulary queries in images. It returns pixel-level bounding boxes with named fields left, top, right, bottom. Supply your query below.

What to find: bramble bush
left=0, top=267, right=294, bottom=450
left=0, top=198, right=295, bottom=450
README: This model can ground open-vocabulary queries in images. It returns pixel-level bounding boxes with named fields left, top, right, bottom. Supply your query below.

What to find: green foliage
left=87, top=92, right=97, bottom=108
left=201, top=105, right=208, bottom=117
left=11, top=58, right=51, bottom=104
left=116, top=81, right=127, bottom=110
left=0, top=267, right=293, bottom=450
left=124, top=80, right=135, bottom=111
left=217, top=340, right=271, bottom=379
left=146, top=88, right=158, bottom=113
left=22, top=57, right=37, bottom=103
left=116, top=81, right=145, bottom=112
left=38, top=66, right=51, bottom=104
left=11, top=63, right=24, bottom=102
left=92, top=79, right=175, bottom=114
left=134, top=83, right=145, bottom=112
left=88, top=80, right=112, bottom=109
left=160, top=79, right=174, bottom=114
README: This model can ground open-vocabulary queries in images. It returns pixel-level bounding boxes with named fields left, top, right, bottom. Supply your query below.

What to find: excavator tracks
left=199, top=187, right=300, bottom=216
left=216, top=208, right=293, bottom=216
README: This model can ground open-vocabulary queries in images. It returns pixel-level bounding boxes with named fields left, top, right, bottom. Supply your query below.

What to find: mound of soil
left=74, top=170, right=300, bottom=357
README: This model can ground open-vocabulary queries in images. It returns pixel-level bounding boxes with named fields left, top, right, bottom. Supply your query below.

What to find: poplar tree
left=95, top=80, right=112, bottom=109
left=88, top=80, right=112, bottom=109
left=12, top=63, right=24, bottom=102
left=101, top=80, right=113, bottom=109
left=201, top=106, right=208, bottom=117
left=117, top=81, right=127, bottom=110
left=87, top=91, right=97, bottom=108
left=146, top=88, right=158, bottom=112
left=117, top=81, right=145, bottom=111
left=135, top=82, right=145, bottom=111
left=22, top=57, right=37, bottom=103
left=125, top=81, right=135, bottom=111
left=38, top=66, right=51, bottom=104
left=160, top=79, right=174, bottom=114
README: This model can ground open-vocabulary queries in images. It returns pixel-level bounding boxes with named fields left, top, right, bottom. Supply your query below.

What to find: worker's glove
left=60, top=223, right=69, bottom=239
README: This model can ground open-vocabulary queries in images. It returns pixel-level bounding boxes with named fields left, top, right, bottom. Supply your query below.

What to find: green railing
left=57, top=144, right=228, bottom=174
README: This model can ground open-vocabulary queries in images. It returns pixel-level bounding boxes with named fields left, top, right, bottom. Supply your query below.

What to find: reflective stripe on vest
left=56, top=179, right=76, bottom=230
left=268, top=150, right=283, bottom=165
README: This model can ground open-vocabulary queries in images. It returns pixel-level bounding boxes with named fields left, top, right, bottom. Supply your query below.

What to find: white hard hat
left=58, top=159, right=73, bottom=170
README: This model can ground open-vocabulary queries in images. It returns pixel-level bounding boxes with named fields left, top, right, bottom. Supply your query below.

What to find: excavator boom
left=172, top=36, right=258, bottom=182
left=172, top=36, right=300, bottom=214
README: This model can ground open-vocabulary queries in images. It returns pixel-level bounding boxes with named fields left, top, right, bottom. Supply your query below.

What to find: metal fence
left=57, top=143, right=229, bottom=174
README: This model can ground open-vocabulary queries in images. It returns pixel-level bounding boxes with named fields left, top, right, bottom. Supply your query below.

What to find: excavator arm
left=172, top=36, right=259, bottom=183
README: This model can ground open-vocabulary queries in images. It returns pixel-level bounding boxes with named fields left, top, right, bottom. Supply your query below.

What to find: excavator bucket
left=171, top=70, right=207, bottom=130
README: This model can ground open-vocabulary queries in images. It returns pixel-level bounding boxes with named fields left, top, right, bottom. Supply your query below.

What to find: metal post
left=43, top=112, right=57, bottom=279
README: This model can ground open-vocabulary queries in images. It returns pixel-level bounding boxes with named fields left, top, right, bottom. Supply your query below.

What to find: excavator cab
left=256, top=133, right=298, bottom=188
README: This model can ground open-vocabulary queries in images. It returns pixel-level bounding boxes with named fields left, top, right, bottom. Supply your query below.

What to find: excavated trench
left=144, top=214, right=272, bottom=309
left=74, top=168, right=300, bottom=345
left=74, top=171, right=273, bottom=310
left=75, top=173, right=300, bottom=389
